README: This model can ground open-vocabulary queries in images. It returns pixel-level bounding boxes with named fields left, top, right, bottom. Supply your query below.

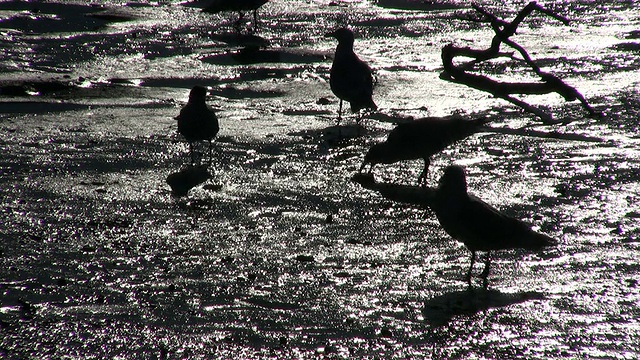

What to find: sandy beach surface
left=1, top=0, right=639, bottom=358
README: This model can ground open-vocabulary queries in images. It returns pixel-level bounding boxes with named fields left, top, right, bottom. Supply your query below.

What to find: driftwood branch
left=443, top=1, right=597, bottom=123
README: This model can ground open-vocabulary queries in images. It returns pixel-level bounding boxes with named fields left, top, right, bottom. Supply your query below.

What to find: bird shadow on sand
left=422, top=287, right=544, bottom=327
left=373, top=0, right=464, bottom=11
left=0, top=1, right=137, bottom=34
left=166, top=165, right=212, bottom=197
left=289, top=124, right=369, bottom=148
left=208, top=33, right=271, bottom=48
left=209, top=85, right=285, bottom=99
left=322, top=124, right=368, bottom=141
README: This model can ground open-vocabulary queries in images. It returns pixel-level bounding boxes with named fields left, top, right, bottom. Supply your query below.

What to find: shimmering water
left=1, top=0, right=639, bottom=358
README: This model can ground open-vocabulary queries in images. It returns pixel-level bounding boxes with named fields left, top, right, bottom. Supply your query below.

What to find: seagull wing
left=446, top=195, right=555, bottom=252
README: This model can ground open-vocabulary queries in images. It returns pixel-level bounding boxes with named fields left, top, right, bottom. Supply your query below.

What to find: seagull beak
left=324, top=31, right=336, bottom=38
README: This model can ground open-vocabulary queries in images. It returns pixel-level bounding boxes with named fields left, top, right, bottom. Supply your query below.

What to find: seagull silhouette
left=203, top=0, right=269, bottom=32
left=360, top=116, right=489, bottom=185
left=325, top=28, right=377, bottom=123
left=175, top=86, right=220, bottom=165
left=431, top=165, right=557, bottom=288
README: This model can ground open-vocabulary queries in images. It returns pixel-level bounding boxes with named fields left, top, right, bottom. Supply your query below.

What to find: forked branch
left=442, top=1, right=598, bottom=123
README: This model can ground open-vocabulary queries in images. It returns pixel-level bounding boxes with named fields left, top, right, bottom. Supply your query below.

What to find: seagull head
left=189, top=85, right=208, bottom=103
left=438, top=165, right=468, bottom=195
left=360, top=142, right=387, bottom=172
left=325, top=28, right=355, bottom=46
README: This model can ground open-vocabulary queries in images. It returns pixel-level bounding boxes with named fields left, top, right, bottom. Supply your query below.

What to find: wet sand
left=1, top=0, right=639, bottom=358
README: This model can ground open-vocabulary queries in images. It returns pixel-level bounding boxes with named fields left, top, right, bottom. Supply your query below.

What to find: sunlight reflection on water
left=0, top=0, right=639, bottom=358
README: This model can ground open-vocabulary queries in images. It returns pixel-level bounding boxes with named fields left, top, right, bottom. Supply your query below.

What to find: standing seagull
left=431, top=165, right=557, bottom=288
left=359, top=116, right=489, bottom=185
left=326, top=28, right=377, bottom=123
left=203, top=0, right=270, bottom=32
left=175, top=85, right=220, bottom=165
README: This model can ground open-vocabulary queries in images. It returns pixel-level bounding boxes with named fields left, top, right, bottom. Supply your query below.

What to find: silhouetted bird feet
left=233, top=16, right=243, bottom=33
left=189, top=152, right=201, bottom=167
left=480, top=253, right=491, bottom=288
left=418, top=174, right=429, bottom=188
left=480, top=269, right=490, bottom=289
left=358, top=160, right=368, bottom=174
left=464, top=273, right=473, bottom=288
left=189, top=150, right=198, bottom=166
left=482, top=276, right=489, bottom=289
left=356, top=108, right=376, bottom=123
left=335, top=99, right=344, bottom=125
left=418, top=163, right=432, bottom=187
left=462, top=273, right=489, bottom=288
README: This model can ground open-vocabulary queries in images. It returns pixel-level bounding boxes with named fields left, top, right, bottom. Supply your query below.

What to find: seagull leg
left=337, top=100, right=343, bottom=125
left=417, top=157, right=431, bottom=187
left=253, top=9, right=259, bottom=30
left=357, top=107, right=374, bottom=125
left=481, top=251, right=491, bottom=289
left=466, top=250, right=475, bottom=287
left=359, top=161, right=372, bottom=174
left=207, top=140, right=213, bottom=167
left=355, top=113, right=365, bottom=135
left=189, top=142, right=196, bottom=165
left=234, top=12, right=244, bottom=33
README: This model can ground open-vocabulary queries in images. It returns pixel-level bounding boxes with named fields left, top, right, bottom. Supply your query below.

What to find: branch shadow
left=373, top=0, right=464, bottom=11
left=201, top=47, right=330, bottom=66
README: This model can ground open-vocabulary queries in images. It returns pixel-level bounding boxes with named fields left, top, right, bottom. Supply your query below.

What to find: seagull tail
left=522, top=230, right=558, bottom=251
left=351, top=98, right=377, bottom=113
left=444, top=116, right=491, bottom=144
left=370, top=99, right=378, bottom=111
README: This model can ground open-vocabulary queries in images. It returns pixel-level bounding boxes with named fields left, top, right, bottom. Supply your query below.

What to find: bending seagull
left=203, top=0, right=270, bottom=32
left=360, top=116, right=489, bottom=185
left=175, top=85, right=220, bottom=165
left=431, top=165, right=557, bottom=288
left=326, top=28, right=377, bottom=123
